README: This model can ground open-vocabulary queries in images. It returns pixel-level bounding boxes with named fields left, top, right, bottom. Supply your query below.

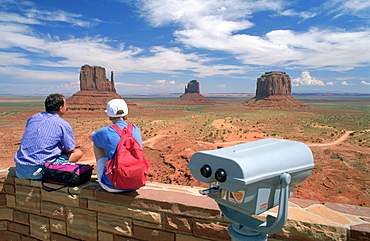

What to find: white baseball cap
left=105, top=99, right=128, bottom=117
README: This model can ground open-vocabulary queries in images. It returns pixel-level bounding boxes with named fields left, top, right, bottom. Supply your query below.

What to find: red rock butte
left=67, top=65, right=141, bottom=116
left=244, top=71, right=308, bottom=109
left=176, top=80, right=215, bottom=105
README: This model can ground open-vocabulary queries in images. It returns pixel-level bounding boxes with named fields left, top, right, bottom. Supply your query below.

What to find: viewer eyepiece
left=200, top=164, right=212, bottom=178
left=215, top=168, right=227, bottom=182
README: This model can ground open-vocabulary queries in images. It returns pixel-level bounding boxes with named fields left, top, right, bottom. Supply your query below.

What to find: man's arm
left=64, top=148, right=83, bottom=163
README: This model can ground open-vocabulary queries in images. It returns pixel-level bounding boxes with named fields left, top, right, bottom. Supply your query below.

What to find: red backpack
left=105, top=124, right=151, bottom=190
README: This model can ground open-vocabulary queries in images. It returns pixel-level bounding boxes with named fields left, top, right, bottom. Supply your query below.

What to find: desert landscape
left=0, top=93, right=369, bottom=207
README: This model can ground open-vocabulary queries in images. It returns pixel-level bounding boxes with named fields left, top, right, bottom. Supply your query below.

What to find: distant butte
left=67, top=65, right=141, bottom=116
left=176, top=80, right=215, bottom=105
left=244, top=71, right=308, bottom=109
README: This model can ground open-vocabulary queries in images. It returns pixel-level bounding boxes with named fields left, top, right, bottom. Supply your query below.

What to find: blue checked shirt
left=14, top=112, right=76, bottom=166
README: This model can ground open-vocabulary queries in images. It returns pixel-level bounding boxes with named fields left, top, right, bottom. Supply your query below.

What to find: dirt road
left=144, top=130, right=362, bottom=148
left=308, top=130, right=354, bottom=147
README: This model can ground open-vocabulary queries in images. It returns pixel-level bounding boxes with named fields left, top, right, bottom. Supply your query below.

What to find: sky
left=0, top=0, right=369, bottom=95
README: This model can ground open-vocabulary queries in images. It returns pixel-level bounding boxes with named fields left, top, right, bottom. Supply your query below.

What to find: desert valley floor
left=0, top=95, right=369, bottom=207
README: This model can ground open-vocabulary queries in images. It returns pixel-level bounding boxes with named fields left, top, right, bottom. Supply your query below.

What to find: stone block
left=66, top=206, right=97, bottom=240
left=275, top=219, right=347, bottom=241
left=288, top=207, right=341, bottom=227
left=176, top=233, right=212, bottom=241
left=5, top=183, right=15, bottom=194
left=0, top=230, right=21, bottom=240
left=20, top=235, right=40, bottom=241
left=30, top=214, right=50, bottom=240
left=80, top=197, right=88, bottom=208
left=98, top=230, right=114, bottom=241
left=15, top=177, right=31, bottom=186
left=133, top=225, right=175, bottom=241
left=15, top=185, right=41, bottom=213
left=98, top=212, right=133, bottom=237
left=0, top=207, right=13, bottom=221
left=8, top=221, right=29, bottom=236
left=0, top=193, right=5, bottom=206
left=89, top=200, right=162, bottom=224
left=133, top=219, right=162, bottom=229
left=164, top=213, right=192, bottom=233
left=41, top=201, right=66, bottom=220
left=193, top=219, right=230, bottom=240
left=14, top=210, right=29, bottom=224
left=81, top=182, right=101, bottom=198
left=6, top=194, right=15, bottom=208
left=41, top=188, right=79, bottom=207
left=289, top=198, right=321, bottom=208
left=30, top=180, right=42, bottom=188
left=308, top=205, right=351, bottom=225
left=0, top=220, right=7, bottom=230
left=5, top=169, right=15, bottom=184
left=51, top=232, right=81, bottom=241
left=50, top=218, right=66, bottom=235
left=96, top=188, right=221, bottom=219
left=325, top=202, right=370, bottom=218
left=115, top=234, right=141, bottom=241
left=95, top=188, right=137, bottom=205
left=350, top=223, right=370, bottom=241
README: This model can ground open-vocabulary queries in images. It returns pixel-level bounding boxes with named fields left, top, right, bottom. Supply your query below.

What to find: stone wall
left=0, top=168, right=230, bottom=241
left=1, top=168, right=369, bottom=241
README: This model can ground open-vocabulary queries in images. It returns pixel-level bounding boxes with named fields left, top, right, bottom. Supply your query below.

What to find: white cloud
left=279, top=9, right=316, bottom=19
left=336, top=77, right=355, bottom=81
left=115, top=81, right=184, bottom=93
left=0, top=11, right=40, bottom=24
left=153, top=79, right=176, bottom=85
left=0, top=0, right=369, bottom=94
left=0, top=66, right=77, bottom=83
left=218, top=84, right=227, bottom=88
left=139, top=0, right=370, bottom=71
left=0, top=0, right=99, bottom=28
left=0, top=51, right=30, bottom=65
left=25, top=9, right=96, bottom=27
left=0, top=21, right=245, bottom=78
left=40, top=81, right=80, bottom=93
left=361, top=81, right=370, bottom=85
left=292, top=71, right=326, bottom=86
left=138, top=0, right=281, bottom=28
left=327, top=0, right=370, bottom=18
left=341, top=81, right=355, bottom=85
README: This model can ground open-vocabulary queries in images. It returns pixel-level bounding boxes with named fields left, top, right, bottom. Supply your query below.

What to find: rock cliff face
left=80, top=65, right=116, bottom=92
left=256, top=71, right=291, bottom=97
left=176, top=80, right=215, bottom=105
left=245, top=71, right=307, bottom=109
left=184, top=80, right=200, bottom=94
left=67, top=65, right=140, bottom=116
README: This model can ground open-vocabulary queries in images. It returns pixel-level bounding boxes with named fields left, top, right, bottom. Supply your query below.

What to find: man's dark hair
left=45, top=93, right=65, bottom=114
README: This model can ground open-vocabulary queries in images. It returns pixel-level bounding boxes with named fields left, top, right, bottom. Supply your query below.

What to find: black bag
left=42, top=161, right=94, bottom=195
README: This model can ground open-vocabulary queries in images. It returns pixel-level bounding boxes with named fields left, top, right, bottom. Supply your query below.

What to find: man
left=14, top=93, right=83, bottom=179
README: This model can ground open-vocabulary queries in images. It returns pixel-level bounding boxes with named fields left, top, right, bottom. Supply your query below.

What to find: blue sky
left=0, top=0, right=369, bottom=95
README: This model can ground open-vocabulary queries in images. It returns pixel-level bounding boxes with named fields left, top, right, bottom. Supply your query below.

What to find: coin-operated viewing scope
left=188, top=138, right=314, bottom=241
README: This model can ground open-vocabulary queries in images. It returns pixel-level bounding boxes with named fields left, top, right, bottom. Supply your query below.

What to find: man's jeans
left=15, top=154, right=69, bottom=180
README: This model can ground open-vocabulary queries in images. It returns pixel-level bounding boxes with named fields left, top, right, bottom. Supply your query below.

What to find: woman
left=90, top=99, right=143, bottom=192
